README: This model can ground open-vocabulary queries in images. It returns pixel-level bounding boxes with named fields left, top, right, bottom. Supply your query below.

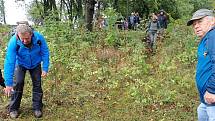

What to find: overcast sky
left=5, top=0, right=32, bottom=25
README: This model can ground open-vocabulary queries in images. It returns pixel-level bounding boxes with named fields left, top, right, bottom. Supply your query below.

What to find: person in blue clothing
left=3, top=23, right=50, bottom=118
left=187, top=9, right=215, bottom=121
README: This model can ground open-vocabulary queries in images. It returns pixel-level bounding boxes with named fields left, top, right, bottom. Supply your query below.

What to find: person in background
left=98, top=15, right=108, bottom=29
left=4, top=23, right=50, bottom=118
left=128, top=12, right=135, bottom=30
left=157, top=9, right=168, bottom=35
left=134, top=12, right=140, bottom=30
left=123, top=18, right=129, bottom=30
left=187, top=9, right=215, bottom=121
left=147, top=13, right=160, bottom=52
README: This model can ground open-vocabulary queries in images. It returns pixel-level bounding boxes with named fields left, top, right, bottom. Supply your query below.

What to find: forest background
left=0, top=0, right=215, bottom=120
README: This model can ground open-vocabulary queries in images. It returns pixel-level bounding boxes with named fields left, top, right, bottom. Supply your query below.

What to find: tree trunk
left=113, top=0, right=119, bottom=12
left=51, top=0, right=59, bottom=20
left=95, top=1, right=101, bottom=19
left=60, top=0, right=64, bottom=20
left=61, top=0, right=73, bottom=26
left=34, top=0, right=44, bottom=25
left=0, top=0, right=6, bottom=24
left=50, top=0, right=57, bottom=11
left=43, top=0, right=50, bottom=16
left=76, top=0, right=83, bottom=18
left=85, top=0, right=96, bottom=31
left=43, top=0, right=59, bottom=20
left=68, top=0, right=73, bottom=22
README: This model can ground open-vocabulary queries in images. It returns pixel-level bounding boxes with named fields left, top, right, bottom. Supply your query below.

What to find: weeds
left=0, top=17, right=199, bottom=120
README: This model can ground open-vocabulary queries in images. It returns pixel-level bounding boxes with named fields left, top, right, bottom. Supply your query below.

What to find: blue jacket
left=4, top=31, right=50, bottom=86
left=196, top=26, right=215, bottom=104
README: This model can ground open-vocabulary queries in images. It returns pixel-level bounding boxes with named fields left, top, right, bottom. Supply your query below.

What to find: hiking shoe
left=9, top=111, right=18, bottom=118
left=34, top=110, right=42, bottom=118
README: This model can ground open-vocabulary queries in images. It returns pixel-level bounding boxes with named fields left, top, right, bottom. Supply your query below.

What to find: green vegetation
left=1, top=0, right=213, bottom=120
left=0, top=16, right=200, bottom=120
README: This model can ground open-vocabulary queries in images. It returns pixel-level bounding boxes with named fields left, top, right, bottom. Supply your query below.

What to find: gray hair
left=206, top=16, right=215, bottom=19
left=16, top=24, right=32, bottom=34
left=205, top=16, right=215, bottom=24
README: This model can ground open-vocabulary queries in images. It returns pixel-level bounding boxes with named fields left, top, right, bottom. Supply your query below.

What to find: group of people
left=127, top=12, right=140, bottom=30
left=146, top=10, right=168, bottom=52
left=0, top=8, right=215, bottom=120
left=145, top=8, right=215, bottom=120
left=97, top=12, right=140, bottom=31
left=115, top=12, right=140, bottom=31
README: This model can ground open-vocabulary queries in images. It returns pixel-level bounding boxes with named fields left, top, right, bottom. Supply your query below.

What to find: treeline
left=0, top=0, right=215, bottom=31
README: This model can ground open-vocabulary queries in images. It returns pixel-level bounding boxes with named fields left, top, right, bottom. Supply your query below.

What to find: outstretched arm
left=4, top=37, right=17, bottom=95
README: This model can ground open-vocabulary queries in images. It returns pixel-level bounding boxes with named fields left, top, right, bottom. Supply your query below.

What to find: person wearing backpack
left=187, top=9, right=215, bottom=120
left=147, top=13, right=160, bottom=52
left=3, top=24, right=50, bottom=118
left=9, top=21, right=34, bottom=37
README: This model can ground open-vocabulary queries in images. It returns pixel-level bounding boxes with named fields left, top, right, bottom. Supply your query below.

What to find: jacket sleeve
left=4, top=37, right=17, bottom=86
left=206, top=29, right=215, bottom=94
left=38, top=33, right=50, bottom=72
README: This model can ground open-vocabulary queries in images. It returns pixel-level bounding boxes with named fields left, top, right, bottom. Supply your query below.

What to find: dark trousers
left=9, top=64, right=43, bottom=112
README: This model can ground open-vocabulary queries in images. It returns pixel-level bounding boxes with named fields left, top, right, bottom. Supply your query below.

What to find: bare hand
left=204, top=91, right=215, bottom=104
left=41, top=71, right=48, bottom=77
left=4, top=86, right=13, bottom=97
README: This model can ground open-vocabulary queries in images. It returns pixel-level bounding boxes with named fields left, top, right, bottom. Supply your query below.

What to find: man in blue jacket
left=187, top=9, right=215, bottom=120
left=4, top=24, right=49, bottom=118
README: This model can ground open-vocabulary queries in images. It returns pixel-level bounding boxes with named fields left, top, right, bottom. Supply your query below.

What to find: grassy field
left=0, top=22, right=199, bottom=121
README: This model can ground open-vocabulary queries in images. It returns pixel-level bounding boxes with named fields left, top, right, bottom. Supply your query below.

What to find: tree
left=190, top=0, right=214, bottom=12
left=26, top=0, right=215, bottom=29
left=27, top=0, right=44, bottom=25
left=75, top=0, right=83, bottom=18
left=0, top=0, right=6, bottom=24
left=85, top=0, right=96, bottom=31
left=43, top=0, right=59, bottom=20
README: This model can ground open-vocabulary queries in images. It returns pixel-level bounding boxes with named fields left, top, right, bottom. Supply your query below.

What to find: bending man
left=4, top=24, right=49, bottom=118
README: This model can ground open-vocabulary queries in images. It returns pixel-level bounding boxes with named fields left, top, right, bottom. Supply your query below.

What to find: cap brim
left=187, top=16, right=205, bottom=26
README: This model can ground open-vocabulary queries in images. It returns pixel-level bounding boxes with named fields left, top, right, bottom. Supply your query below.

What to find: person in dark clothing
left=134, top=12, right=140, bottom=30
left=158, top=10, right=167, bottom=29
left=157, top=10, right=168, bottom=36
